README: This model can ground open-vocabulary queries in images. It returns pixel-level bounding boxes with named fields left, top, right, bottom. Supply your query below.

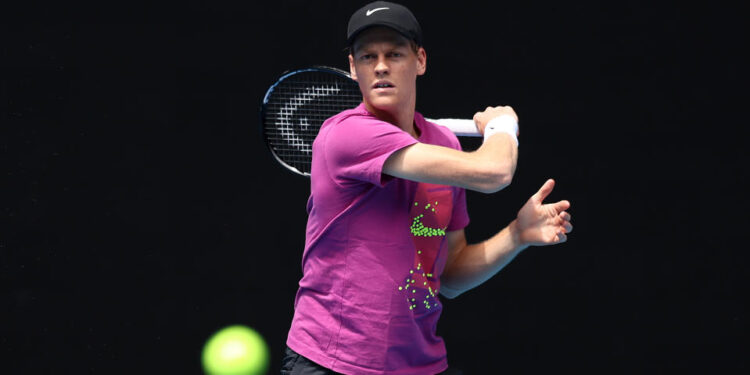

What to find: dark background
left=2, top=0, right=746, bottom=374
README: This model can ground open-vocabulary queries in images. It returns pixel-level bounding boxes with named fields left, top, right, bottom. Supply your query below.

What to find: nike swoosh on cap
left=366, top=7, right=389, bottom=16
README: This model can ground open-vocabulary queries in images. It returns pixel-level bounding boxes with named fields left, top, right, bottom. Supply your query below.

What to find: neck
left=364, top=99, right=419, bottom=139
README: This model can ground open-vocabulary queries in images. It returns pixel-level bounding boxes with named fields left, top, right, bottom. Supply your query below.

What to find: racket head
left=260, top=66, right=362, bottom=176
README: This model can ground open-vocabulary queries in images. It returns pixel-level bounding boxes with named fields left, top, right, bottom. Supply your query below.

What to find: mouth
left=372, top=81, right=395, bottom=89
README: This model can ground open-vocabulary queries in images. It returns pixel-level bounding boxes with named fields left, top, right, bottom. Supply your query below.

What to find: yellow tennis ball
left=202, top=325, right=270, bottom=375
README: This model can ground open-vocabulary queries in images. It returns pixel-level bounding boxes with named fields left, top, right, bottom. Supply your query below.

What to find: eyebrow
left=354, top=37, right=410, bottom=54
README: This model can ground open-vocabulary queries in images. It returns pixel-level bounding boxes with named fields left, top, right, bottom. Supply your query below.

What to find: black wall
left=3, top=1, right=746, bottom=373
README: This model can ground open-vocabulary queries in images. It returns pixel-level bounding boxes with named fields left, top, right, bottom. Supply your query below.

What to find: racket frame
left=260, top=66, right=359, bottom=176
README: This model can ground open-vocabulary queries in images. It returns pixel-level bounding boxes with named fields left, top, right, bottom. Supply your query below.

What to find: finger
left=557, top=232, right=567, bottom=243
left=563, top=222, right=573, bottom=233
left=559, top=211, right=571, bottom=222
left=533, top=179, right=555, bottom=203
left=553, top=200, right=570, bottom=212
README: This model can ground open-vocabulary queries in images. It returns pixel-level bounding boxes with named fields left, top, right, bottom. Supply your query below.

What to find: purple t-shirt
left=286, top=103, right=470, bottom=375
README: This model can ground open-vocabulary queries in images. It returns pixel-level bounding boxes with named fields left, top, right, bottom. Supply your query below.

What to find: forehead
left=352, top=26, right=411, bottom=51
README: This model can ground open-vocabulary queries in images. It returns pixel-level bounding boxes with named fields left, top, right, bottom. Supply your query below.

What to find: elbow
left=439, top=273, right=467, bottom=299
left=439, top=284, right=463, bottom=299
left=486, top=171, right=513, bottom=193
left=475, top=161, right=514, bottom=193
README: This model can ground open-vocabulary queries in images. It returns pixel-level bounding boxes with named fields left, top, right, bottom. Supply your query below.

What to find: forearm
left=440, top=220, right=527, bottom=297
left=474, top=132, right=519, bottom=183
left=473, top=111, right=520, bottom=190
left=383, top=135, right=518, bottom=193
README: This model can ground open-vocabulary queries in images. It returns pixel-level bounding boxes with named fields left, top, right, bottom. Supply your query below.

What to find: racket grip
left=426, top=118, right=481, bottom=137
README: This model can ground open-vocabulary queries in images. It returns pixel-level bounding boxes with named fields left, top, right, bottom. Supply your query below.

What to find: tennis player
left=282, top=2, right=573, bottom=374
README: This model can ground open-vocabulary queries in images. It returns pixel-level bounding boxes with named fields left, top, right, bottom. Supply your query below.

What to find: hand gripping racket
left=260, top=66, right=479, bottom=176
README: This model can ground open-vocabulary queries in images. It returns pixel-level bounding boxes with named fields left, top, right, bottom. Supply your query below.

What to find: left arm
left=440, top=179, right=573, bottom=298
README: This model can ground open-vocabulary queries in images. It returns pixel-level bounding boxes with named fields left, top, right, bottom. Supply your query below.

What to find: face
left=348, top=27, right=426, bottom=116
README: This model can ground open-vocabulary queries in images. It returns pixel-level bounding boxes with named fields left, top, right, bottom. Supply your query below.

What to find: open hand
left=515, top=179, right=573, bottom=246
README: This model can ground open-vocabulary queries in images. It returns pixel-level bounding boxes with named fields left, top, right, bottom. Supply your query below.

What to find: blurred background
left=2, top=0, right=746, bottom=373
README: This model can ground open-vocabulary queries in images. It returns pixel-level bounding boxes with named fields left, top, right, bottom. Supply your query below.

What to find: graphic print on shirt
left=398, top=183, right=453, bottom=313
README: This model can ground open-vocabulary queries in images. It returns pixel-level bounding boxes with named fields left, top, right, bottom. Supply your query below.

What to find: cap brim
left=347, top=23, right=420, bottom=47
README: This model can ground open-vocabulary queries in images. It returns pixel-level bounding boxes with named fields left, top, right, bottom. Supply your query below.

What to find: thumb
left=533, top=179, right=555, bottom=203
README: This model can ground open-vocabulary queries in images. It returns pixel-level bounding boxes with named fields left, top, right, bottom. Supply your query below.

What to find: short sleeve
left=447, top=186, right=470, bottom=231
left=324, top=116, right=418, bottom=186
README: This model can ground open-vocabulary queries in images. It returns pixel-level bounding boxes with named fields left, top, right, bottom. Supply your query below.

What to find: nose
left=374, top=55, right=389, bottom=76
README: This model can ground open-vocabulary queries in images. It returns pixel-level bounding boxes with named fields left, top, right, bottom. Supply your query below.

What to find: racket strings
left=263, top=71, right=362, bottom=175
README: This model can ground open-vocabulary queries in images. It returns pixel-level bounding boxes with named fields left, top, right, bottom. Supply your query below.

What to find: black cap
left=347, top=1, right=423, bottom=47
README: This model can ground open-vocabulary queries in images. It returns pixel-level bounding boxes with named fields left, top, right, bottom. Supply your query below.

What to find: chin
left=366, top=96, right=400, bottom=112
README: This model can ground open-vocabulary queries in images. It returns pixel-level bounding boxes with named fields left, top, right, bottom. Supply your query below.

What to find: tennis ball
left=202, top=324, right=270, bottom=375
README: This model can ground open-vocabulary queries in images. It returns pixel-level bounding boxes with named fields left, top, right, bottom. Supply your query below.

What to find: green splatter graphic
left=398, top=269, right=441, bottom=313
left=410, top=214, right=446, bottom=237
left=397, top=199, right=445, bottom=312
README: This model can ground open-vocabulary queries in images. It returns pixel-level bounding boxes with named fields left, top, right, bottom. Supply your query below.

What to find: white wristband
left=483, top=115, right=519, bottom=146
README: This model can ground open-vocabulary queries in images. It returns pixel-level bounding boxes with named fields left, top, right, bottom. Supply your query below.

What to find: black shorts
left=280, top=346, right=463, bottom=375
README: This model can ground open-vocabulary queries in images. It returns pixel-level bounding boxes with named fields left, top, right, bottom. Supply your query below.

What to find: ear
left=349, top=54, right=358, bottom=81
left=416, top=47, right=427, bottom=76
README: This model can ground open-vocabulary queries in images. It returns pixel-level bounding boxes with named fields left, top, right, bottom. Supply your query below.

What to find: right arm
left=383, top=106, right=519, bottom=193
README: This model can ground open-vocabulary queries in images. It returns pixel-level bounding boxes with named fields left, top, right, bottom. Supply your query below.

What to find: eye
left=389, top=51, right=402, bottom=58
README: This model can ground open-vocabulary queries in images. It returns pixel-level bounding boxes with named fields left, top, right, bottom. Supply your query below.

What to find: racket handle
left=426, top=118, right=481, bottom=137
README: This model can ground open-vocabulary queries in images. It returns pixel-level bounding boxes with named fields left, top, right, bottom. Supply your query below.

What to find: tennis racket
left=260, top=66, right=479, bottom=176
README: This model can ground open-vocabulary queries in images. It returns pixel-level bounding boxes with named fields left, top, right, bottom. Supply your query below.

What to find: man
left=282, top=2, right=573, bottom=374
